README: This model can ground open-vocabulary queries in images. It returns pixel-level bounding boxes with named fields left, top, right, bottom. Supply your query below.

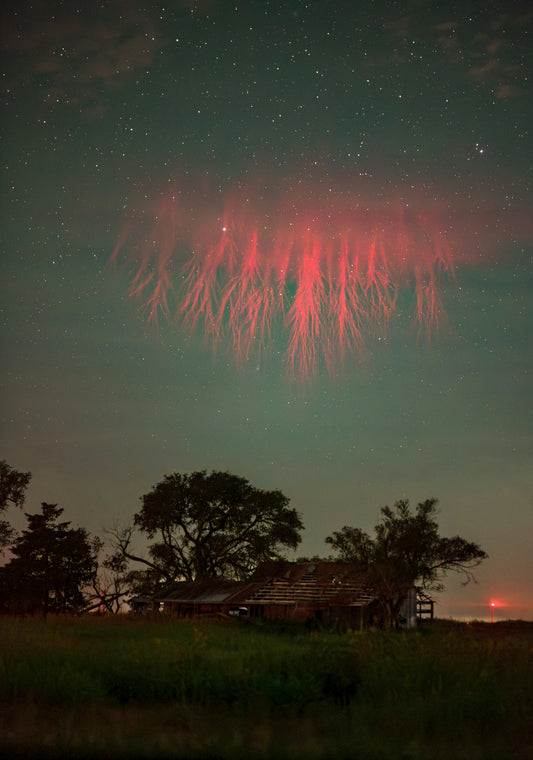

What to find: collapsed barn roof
left=144, top=561, right=376, bottom=608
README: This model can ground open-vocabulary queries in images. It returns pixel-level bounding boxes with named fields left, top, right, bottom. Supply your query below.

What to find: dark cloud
left=431, top=9, right=531, bottom=98
left=1, top=1, right=167, bottom=114
left=384, top=3, right=532, bottom=99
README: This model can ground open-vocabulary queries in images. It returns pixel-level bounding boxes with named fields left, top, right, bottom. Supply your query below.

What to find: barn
left=132, top=561, right=419, bottom=628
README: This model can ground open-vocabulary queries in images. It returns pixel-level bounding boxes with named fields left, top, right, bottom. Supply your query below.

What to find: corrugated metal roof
left=157, top=579, right=247, bottom=603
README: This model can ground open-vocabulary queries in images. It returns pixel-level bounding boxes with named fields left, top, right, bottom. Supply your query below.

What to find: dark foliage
left=0, top=459, right=31, bottom=548
left=0, top=502, right=99, bottom=615
left=326, top=498, right=488, bottom=628
left=115, top=470, right=304, bottom=588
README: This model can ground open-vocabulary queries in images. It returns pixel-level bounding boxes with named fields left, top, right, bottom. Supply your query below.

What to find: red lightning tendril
left=111, top=180, right=463, bottom=378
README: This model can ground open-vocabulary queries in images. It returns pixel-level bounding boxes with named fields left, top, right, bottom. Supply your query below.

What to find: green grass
left=0, top=615, right=532, bottom=758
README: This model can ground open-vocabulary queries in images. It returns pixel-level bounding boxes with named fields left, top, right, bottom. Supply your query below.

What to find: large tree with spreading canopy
left=114, top=470, right=303, bottom=590
left=326, top=498, right=487, bottom=628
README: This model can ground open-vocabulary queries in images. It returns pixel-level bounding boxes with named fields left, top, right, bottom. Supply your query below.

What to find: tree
left=0, top=459, right=31, bottom=548
left=87, top=549, right=137, bottom=614
left=0, top=503, right=99, bottom=615
left=114, top=470, right=304, bottom=588
left=326, top=498, right=488, bottom=628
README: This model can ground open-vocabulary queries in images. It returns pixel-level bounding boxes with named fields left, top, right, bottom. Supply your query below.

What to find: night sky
left=2, top=0, right=532, bottom=621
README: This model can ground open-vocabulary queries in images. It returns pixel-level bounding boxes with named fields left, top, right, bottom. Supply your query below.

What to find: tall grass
left=0, top=615, right=532, bottom=758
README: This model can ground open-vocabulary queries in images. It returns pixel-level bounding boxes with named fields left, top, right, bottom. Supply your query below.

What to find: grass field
left=0, top=615, right=532, bottom=759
